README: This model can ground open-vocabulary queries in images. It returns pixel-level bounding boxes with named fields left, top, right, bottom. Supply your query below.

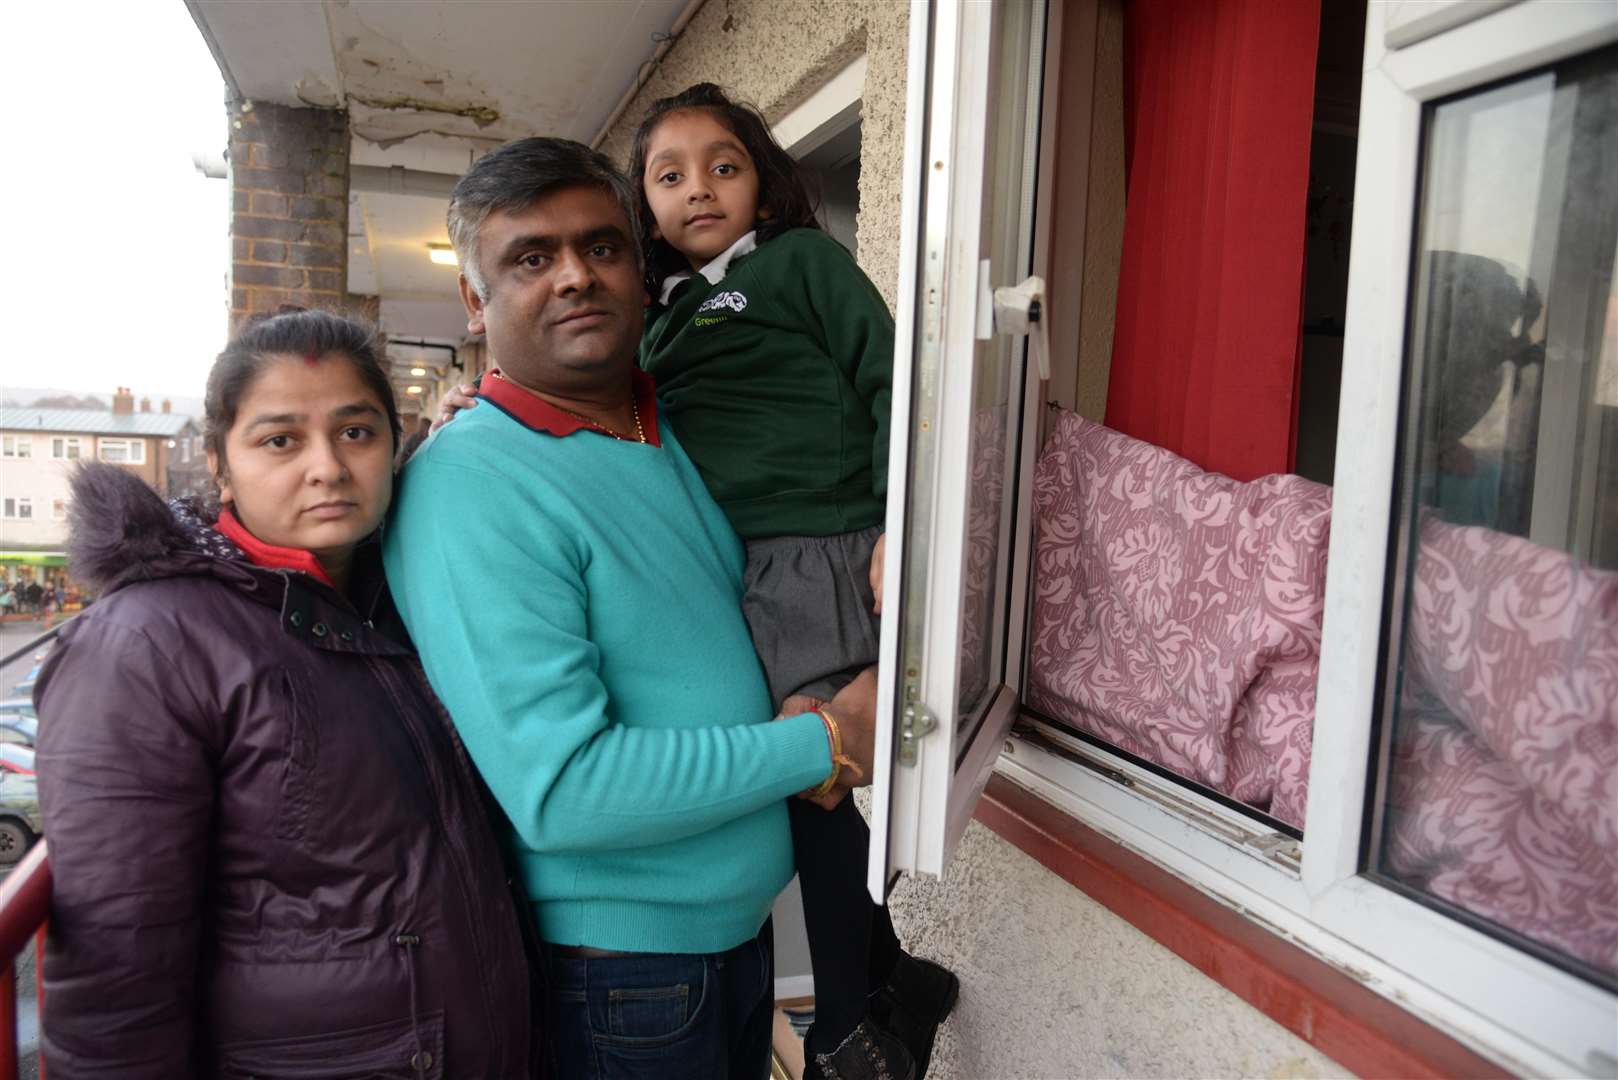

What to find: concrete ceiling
left=188, top=0, right=691, bottom=348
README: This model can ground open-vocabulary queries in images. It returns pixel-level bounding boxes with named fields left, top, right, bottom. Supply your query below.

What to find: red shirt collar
left=214, top=508, right=337, bottom=589
left=479, top=367, right=662, bottom=447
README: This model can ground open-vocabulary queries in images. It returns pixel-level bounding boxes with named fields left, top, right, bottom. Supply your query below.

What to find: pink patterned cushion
left=1026, top=409, right=1616, bottom=970
left=1027, top=410, right=1330, bottom=826
left=1385, top=517, right=1618, bottom=973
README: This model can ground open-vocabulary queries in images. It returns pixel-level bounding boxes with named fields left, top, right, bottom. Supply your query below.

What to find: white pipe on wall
left=589, top=0, right=710, bottom=150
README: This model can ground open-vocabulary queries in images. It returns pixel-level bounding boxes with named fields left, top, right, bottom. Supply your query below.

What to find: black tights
left=789, top=794, right=904, bottom=1055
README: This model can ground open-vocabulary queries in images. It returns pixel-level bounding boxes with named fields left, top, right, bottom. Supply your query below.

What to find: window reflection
left=955, top=0, right=1041, bottom=725
left=1373, top=46, right=1618, bottom=986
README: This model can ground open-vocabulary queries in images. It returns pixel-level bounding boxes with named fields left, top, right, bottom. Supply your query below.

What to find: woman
left=34, top=310, right=537, bottom=1078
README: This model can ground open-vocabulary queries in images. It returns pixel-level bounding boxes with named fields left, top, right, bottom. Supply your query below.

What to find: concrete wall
left=597, top=0, right=910, bottom=310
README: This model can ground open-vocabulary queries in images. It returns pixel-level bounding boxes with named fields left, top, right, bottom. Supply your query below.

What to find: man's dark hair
left=205, top=307, right=402, bottom=470
left=448, top=137, right=641, bottom=300
left=628, top=82, right=822, bottom=293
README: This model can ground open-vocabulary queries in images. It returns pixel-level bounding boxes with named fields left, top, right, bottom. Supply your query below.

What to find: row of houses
left=0, top=388, right=202, bottom=588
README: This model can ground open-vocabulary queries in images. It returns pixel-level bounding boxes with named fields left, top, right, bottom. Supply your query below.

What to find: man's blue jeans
left=546, top=922, right=775, bottom=1079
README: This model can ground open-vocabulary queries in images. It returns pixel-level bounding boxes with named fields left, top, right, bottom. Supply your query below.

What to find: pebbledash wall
left=601, top=3, right=1346, bottom=1077
left=597, top=0, right=910, bottom=311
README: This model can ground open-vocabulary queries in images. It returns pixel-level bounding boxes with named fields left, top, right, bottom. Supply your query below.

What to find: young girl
left=632, top=83, right=955, bottom=1080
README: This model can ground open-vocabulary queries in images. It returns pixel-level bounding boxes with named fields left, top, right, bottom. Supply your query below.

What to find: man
left=383, top=137, right=878, bottom=1078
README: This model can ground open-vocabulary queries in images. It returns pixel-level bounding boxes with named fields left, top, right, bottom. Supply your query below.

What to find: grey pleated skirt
left=740, top=525, right=883, bottom=709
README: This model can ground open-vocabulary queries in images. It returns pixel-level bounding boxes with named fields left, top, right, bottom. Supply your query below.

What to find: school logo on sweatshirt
left=693, top=290, right=748, bottom=331
left=698, top=290, right=748, bottom=314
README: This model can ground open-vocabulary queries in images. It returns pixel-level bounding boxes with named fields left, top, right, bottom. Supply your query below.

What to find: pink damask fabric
left=1027, top=410, right=1329, bottom=826
left=958, top=405, right=1011, bottom=712
left=1026, top=408, right=1616, bottom=972
left=1385, top=516, right=1618, bottom=975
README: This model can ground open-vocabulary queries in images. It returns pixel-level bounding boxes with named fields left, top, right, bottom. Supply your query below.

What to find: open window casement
left=869, top=0, right=1053, bottom=896
left=877, top=0, right=1617, bottom=1075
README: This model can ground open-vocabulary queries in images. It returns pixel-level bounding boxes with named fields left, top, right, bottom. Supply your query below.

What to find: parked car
left=0, top=770, right=40, bottom=866
left=0, top=744, right=34, bottom=776
left=0, top=702, right=37, bottom=747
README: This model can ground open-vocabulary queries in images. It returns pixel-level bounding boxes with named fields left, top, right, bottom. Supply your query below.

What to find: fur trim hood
left=65, top=463, right=244, bottom=597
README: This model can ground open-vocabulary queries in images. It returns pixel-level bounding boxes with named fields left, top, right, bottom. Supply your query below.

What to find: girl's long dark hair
left=628, top=82, right=822, bottom=294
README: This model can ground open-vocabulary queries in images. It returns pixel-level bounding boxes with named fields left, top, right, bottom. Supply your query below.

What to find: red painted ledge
left=974, top=774, right=1512, bottom=1080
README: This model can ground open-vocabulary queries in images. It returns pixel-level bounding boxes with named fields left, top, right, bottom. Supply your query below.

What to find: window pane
left=955, top=0, right=1040, bottom=724
left=1372, top=47, right=1618, bottom=986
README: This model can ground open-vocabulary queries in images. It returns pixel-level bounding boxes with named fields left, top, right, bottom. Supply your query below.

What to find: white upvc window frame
left=50, top=437, right=81, bottom=461
left=993, top=3, right=1618, bottom=1076
left=51, top=499, right=66, bottom=521
left=0, top=436, right=29, bottom=459
left=870, top=0, right=1049, bottom=895
left=98, top=437, right=146, bottom=465
left=2, top=497, right=32, bottom=520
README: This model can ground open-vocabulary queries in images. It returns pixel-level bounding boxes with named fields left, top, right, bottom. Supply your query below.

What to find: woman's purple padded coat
left=32, top=463, right=539, bottom=1078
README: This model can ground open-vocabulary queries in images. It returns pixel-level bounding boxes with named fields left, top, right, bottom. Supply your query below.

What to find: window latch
left=978, top=266, right=1051, bottom=381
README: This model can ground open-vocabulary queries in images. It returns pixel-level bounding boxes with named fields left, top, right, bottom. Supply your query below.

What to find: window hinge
left=898, top=697, right=938, bottom=767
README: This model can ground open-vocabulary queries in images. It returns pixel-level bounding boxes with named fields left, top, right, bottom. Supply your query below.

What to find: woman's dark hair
left=628, top=82, right=821, bottom=293
left=205, top=307, right=402, bottom=470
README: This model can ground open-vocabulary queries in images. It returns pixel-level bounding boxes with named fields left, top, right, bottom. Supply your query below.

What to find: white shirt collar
left=658, top=230, right=758, bottom=306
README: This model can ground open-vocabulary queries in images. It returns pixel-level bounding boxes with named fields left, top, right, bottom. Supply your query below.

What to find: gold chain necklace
left=550, top=399, right=646, bottom=444
left=492, top=371, right=646, bottom=443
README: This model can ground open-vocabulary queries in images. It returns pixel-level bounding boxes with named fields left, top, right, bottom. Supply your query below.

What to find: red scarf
left=214, top=508, right=336, bottom=589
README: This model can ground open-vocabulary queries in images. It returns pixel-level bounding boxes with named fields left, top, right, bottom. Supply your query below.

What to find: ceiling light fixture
left=410, top=367, right=427, bottom=377
left=406, top=385, right=424, bottom=395
left=427, top=244, right=457, bottom=266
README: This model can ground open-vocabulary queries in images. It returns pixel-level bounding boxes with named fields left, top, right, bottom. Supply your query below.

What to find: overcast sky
left=0, top=2, right=229, bottom=403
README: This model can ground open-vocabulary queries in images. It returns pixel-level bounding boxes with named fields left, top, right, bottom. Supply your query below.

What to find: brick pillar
left=228, top=101, right=350, bottom=326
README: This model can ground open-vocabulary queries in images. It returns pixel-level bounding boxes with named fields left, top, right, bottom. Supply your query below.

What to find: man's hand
left=798, top=780, right=854, bottom=811
left=779, top=691, right=850, bottom=808
left=432, top=383, right=480, bottom=433
left=869, top=533, right=886, bottom=616
left=825, top=665, right=878, bottom=781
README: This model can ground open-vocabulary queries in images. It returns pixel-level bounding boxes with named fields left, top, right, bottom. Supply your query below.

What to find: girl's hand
left=869, top=533, right=886, bottom=615
left=432, top=384, right=479, bottom=433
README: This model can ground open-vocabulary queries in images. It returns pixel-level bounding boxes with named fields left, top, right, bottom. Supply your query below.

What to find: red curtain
left=1104, top=0, right=1321, bottom=481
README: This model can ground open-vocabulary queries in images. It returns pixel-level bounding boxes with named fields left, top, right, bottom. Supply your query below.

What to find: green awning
left=0, top=552, right=67, bottom=566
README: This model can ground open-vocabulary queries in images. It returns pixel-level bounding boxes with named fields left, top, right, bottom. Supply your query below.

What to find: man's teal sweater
left=382, top=392, right=833, bottom=953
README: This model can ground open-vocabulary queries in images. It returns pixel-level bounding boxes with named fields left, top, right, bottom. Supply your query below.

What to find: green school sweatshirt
left=641, top=227, right=894, bottom=539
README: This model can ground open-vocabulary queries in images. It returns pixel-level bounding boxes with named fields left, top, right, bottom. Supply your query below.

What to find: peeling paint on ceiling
left=195, top=0, right=690, bottom=153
